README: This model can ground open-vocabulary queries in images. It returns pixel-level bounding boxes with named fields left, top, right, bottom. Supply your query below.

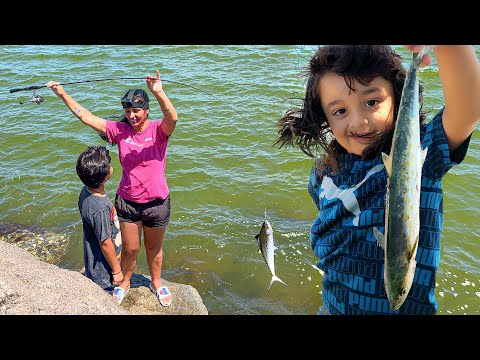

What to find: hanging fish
left=255, top=218, right=288, bottom=291
left=373, top=46, right=432, bottom=312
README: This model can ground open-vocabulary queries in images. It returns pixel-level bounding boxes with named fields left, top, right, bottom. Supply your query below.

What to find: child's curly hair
left=275, top=45, right=426, bottom=174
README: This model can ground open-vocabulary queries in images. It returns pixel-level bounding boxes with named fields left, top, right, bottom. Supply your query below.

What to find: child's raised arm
left=407, top=46, right=480, bottom=151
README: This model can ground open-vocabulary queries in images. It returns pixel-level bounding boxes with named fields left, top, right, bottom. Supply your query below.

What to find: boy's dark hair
left=275, top=45, right=426, bottom=174
left=76, top=146, right=111, bottom=188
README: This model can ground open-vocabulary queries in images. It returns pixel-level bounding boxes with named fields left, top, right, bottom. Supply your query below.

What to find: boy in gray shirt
left=76, top=145, right=122, bottom=291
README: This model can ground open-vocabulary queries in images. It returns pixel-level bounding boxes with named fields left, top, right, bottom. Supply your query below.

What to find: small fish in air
left=255, top=216, right=288, bottom=291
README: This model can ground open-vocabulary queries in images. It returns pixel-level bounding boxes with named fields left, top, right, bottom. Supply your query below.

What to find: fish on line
left=255, top=218, right=288, bottom=291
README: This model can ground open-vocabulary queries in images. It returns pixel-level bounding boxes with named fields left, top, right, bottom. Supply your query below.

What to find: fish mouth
left=389, top=296, right=407, bottom=312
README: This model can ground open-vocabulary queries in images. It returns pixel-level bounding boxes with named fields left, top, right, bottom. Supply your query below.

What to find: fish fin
left=255, top=233, right=261, bottom=250
left=268, top=275, right=288, bottom=292
left=381, top=152, right=392, bottom=177
left=408, top=234, right=420, bottom=261
left=373, top=227, right=386, bottom=250
left=421, top=146, right=428, bottom=165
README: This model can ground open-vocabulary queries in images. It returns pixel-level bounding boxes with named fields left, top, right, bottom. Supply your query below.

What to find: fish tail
left=413, top=46, right=436, bottom=67
left=419, top=45, right=436, bottom=58
left=267, top=274, right=288, bottom=292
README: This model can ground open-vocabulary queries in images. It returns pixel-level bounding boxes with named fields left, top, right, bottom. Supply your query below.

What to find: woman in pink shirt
left=46, top=69, right=177, bottom=306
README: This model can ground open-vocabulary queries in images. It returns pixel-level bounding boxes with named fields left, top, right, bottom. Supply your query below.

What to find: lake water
left=0, top=45, right=479, bottom=314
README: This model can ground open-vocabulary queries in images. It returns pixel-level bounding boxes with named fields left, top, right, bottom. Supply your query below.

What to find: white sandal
left=149, top=283, right=172, bottom=307
left=112, top=286, right=130, bottom=305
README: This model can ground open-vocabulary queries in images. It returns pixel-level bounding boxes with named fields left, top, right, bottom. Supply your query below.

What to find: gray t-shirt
left=78, top=186, right=120, bottom=290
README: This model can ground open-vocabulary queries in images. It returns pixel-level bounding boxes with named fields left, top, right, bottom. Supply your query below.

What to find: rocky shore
left=0, top=228, right=208, bottom=315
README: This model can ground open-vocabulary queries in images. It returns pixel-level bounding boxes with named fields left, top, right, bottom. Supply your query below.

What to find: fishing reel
left=19, top=93, right=44, bottom=105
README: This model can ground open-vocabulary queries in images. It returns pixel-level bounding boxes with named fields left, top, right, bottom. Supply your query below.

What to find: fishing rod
left=9, top=77, right=261, bottom=136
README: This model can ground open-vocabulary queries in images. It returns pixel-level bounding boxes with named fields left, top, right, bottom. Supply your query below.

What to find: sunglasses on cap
left=121, top=89, right=149, bottom=109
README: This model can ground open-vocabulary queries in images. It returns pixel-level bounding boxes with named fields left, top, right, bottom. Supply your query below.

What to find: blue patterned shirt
left=308, top=109, right=471, bottom=314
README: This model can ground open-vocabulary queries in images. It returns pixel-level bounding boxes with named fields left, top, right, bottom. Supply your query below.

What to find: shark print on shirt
left=319, top=164, right=384, bottom=226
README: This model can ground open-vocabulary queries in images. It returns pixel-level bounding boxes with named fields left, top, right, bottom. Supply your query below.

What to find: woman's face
left=124, top=107, right=149, bottom=131
left=318, top=72, right=396, bottom=156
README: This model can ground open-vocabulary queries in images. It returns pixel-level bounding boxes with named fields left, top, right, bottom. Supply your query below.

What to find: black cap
left=121, top=89, right=149, bottom=109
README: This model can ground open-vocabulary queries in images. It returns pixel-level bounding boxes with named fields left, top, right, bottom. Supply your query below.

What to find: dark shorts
left=115, top=194, right=170, bottom=228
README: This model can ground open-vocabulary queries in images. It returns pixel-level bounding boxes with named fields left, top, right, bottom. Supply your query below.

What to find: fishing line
left=257, top=46, right=311, bottom=234
left=9, top=77, right=262, bottom=137
left=258, top=47, right=314, bottom=227
left=10, top=76, right=273, bottom=255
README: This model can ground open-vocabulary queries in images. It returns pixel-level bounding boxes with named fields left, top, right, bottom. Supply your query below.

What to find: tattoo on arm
left=74, top=107, right=81, bottom=114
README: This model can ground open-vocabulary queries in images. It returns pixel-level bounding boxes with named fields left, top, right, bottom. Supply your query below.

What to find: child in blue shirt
left=275, top=45, right=480, bottom=314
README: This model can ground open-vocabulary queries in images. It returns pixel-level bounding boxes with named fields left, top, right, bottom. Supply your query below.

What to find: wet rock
left=0, top=222, right=69, bottom=264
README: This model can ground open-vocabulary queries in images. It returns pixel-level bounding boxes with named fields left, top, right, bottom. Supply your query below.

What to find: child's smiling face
left=318, top=72, right=396, bottom=156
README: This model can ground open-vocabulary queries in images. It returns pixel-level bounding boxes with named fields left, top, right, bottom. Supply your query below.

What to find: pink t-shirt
left=106, top=120, right=169, bottom=203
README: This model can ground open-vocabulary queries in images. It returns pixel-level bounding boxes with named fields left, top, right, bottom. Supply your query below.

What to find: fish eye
left=400, top=288, right=407, bottom=296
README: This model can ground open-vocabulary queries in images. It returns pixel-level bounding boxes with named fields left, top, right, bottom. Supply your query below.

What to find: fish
left=373, top=46, right=432, bottom=312
left=255, top=218, right=288, bottom=291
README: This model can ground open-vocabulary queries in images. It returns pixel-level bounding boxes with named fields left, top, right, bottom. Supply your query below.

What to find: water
left=1, top=45, right=479, bottom=315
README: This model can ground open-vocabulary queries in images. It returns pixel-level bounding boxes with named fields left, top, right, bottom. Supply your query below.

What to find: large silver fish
left=373, top=46, right=432, bottom=312
left=255, top=219, right=288, bottom=291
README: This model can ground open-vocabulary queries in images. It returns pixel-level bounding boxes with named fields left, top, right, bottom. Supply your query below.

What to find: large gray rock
left=0, top=240, right=208, bottom=315
left=0, top=239, right=126, bottom=315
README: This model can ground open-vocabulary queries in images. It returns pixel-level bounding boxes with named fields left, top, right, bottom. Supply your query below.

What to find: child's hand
left=112, top=271, right=124, bottom=286
left=403, top=45, right=434, bottom=67
left=146, top=69, right=163, bottom=94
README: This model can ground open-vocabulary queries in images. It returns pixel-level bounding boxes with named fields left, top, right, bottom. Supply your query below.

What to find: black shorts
left=115, top=194, right=170, bottom=228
